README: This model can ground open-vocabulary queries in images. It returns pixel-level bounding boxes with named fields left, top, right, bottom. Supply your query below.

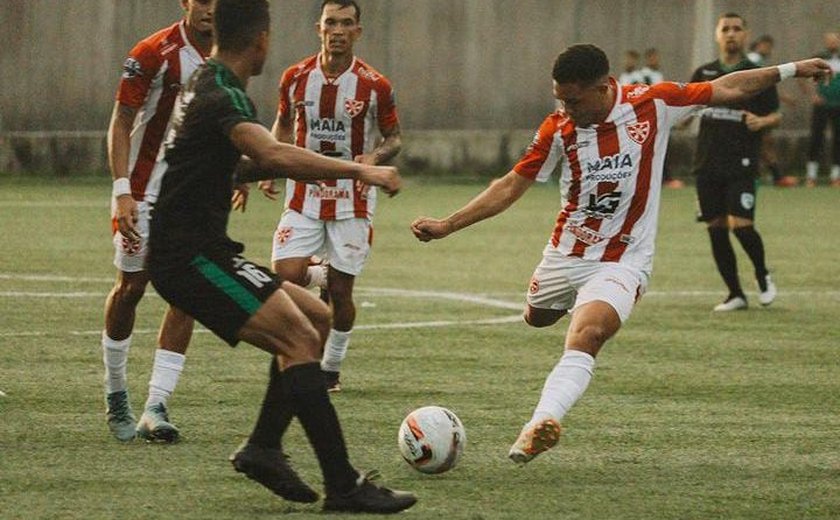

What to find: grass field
left=0, top=176, right=838, bottom=519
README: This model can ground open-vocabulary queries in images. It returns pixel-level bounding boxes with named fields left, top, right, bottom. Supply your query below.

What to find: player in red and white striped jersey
left=259, top=0, right=401, bottom=392
left=412, top=44, right=831, bottom=464
left=103, top=0, right=213, bottom=443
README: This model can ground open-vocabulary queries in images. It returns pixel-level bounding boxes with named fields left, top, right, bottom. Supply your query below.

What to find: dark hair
left=552, top=44, right=609, bottom=85
left=321, top=0, right=361, bottom=22
left=644, top=47, right=659, bottom=58
left=624, top=50, right=640, bottom=59
left=214, top=0, right=270, bottom=52
left=718, top=12, right=746, bottom=26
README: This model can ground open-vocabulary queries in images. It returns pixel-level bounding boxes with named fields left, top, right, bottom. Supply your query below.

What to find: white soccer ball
left=397, top=406, right=466, bottom=474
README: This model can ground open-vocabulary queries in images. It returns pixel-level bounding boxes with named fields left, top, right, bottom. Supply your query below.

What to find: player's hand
left=358, top=165, right=402, bottom=197
left=743, top=112, right=766, bottom=132
left=411, top=217, right=453, bottom=242
left=115, top=194, right=140, bottom=243
left=794, top=58, right=833, bottom=84
left=354, top=153, right=377, bottom=166
left=258, top=179, right=279, bottom=200
left=232, top=183, right=249, bottom=212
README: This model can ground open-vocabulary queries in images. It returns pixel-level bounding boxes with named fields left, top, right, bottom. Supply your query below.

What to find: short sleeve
left=649, top=81, right=713, bottom=128
left=115, top=41, right=162, bottom=108
left=513, top=115, right=561, bottom=182
left=750, top=85, right=780, bottom=116
left=375, top=79, right=399, bottom=133
left=216, top=88, right=260, bottom=137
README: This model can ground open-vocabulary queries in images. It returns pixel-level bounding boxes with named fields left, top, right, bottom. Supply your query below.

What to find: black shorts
left=150, top=247, right=280, bottom=346
left=695, top=163, right=758, bottom=221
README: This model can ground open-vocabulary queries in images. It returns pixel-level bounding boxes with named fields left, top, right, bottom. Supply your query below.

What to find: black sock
left=768, top=164, right=781, bottom=182
left=248, top=358, right=294, bottom=449
left=733, top=226, right=769, bottom=289
left=283, top=362, right=358, bottom=495
left=708, top=227, right=743, bottom=299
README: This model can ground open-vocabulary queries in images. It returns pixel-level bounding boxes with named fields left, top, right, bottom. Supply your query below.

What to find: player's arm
left=411, top=170, right=534, bottom=242
left=230, top=122, right=401, bottom=196
left=251, top=110, right=296, bottom=201
left=708, top=58, right=831, bottom=106
left=107, top=101, right=140, bottom=242
left=356, top=123, right=402, bottom=166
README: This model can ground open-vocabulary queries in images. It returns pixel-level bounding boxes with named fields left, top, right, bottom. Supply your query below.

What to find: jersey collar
left=316, top=53, right=357, bottom=84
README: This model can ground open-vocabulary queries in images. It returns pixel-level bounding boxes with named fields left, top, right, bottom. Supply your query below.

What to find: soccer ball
left=397, top=406, right=466, bottom=474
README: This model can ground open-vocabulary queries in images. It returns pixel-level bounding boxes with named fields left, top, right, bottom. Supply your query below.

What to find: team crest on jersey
left=626, top=121, right=650, bottom=145
left=122, top=57, right=143, bottom=79
left=344, top=99, right=366, bottom=118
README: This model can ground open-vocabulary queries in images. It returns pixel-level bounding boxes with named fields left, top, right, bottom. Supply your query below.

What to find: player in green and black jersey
left=690, top=12, right=780, bottom=312
left=148, top=0, right=415, bottom=514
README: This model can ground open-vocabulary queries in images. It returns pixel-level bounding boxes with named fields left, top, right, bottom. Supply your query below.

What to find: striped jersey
left=277, top=54, right=399, bottom=220
left=116, top=21, right=208, bottom=203
left=514, top=79, right=712, bottom=273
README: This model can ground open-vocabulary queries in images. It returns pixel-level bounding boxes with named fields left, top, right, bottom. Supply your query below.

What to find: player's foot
left=229, top=441, right=319, bottom=503
left=773, top=175, right=799, bottom=187
left=713, top=295, right=748, bottom=312
left=804, top=178, right=818, bottom=188
left=136, top=403, right=180, bottom=443
left=323, top=370, right=342, bottom=393
left=323, top=470, right=417, bottom=514
left=106, top=390, right=137, bottom=442
left=663, top=178, right=685, bottom=189
left=508, top=417, right=562, bottom=464
left=757, top=274, right=777, bottom=307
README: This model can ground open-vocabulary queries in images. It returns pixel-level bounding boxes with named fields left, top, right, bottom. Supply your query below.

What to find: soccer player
left=103, top=0, right=214, bottom=442
left=411, top=44, right=829, bottom=464
left=618, top=50, right=643, bottom=86
left=147, top=0, right=416, bottom=513
left=690, top=13, right=784, bottom=311
left=639, top=48, right=665, bottom=86
left=804, top=32, right=840, bottom=187
left=259, top=0, right=401, bottom=392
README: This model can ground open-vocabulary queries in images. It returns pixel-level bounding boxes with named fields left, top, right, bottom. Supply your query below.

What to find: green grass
left=0, top=177, right=838, bottom=519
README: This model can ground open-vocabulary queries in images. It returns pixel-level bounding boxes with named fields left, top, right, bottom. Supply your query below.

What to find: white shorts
left=271, top=210, right=372, bottom=277
left=526, top=246, right=649, bottom=323
left=111, top=199, right=150, bottom=273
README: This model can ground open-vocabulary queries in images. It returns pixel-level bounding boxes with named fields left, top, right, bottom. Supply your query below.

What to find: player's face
left=715, top=17, right=746, bottom=56
left=317, top=3, right=361, bottom=56
left=553, top=80, right=611, bottom=127
left=183, top=0, right=214, bottom=36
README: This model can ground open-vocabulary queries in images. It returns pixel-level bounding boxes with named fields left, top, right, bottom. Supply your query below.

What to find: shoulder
left=130, top=22, right=182, bottom=61
left=692, top=61, right=720, bottom=79
left=282, top=55, right=318, bottom=81
left=353, top=58, right=394, bottom=91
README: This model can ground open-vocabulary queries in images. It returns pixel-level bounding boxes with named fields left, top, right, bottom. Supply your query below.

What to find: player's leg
left=136, top=305, right=194, bottom=443
left=271, top=210, right=328, bottom=289
left=697, top=172, right=745, bottom=311
left=805, top=105, right=829, bottom=186
left=829, top=108, right=840, bottom=186
left=510, top=263, right=639, bottom=464
left=319, top=218, right=372, bottom=391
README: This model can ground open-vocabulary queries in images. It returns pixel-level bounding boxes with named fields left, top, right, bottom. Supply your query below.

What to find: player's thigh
left=526, top=248, right=591, bottom=316
left=573, top=262, right=647, bottom=325
left=279, top=280, right=331, bottom=333
left=725, top=171, right=757, bottom=221
left=111, top=200, right=151, bottom=273
left=271, top=210, right=326, bottom=265
left=695, top=170, right=727, bottom=222
left=151, top=249, right=280, bottom=348
left=325, top=218, right=372, bottom=277
left=239, top=289, right=321, bottom=363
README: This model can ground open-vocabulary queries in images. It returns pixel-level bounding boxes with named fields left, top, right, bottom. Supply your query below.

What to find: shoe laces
left=149, top=403, right=169, bottom=421
left=107, top=393, right=132, bottom=421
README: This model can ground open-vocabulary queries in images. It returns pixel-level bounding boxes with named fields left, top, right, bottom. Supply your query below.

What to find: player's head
left=824, top=32, right=840, bottom=52
left=552, top=44, right=612, bottom=127
left=181, top=0, right=215, bottom=37
left=715, top=12, right=747, bottom=56
left=644, top=48, right=660, bottom=68
left=749, top=35, right=774, bottom=57
left=623, top=50, right=640, bottom=72
left=318, top=0, right=362, bottom=57
left=213, top=0, right=270, bottom=75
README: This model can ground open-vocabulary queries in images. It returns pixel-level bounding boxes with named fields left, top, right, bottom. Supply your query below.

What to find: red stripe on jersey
left=287, top=69, right=314, bottom=214
left=550, top=126, right=582, bottom=248
left=351, top=76, right=372, bottom=218
left=570, top=122, right=619, bottom=256
left=601, top=102, right=658, bottom=262
left=130, top=56, right=180, bottom=200
left=319, top=84, right=339, bottom=220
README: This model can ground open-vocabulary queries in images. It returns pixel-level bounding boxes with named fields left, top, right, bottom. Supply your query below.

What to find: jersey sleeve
left=216, top=89, right=260, bottom=137
left=513, top=115, right=561, bottom=182
left=115, top=40, right=162, bottom=108
left=375, top=78, right=400, bottom=133
left=650, top=81, right=713, bottom=128
left=749, top=85, right=780, bottom=116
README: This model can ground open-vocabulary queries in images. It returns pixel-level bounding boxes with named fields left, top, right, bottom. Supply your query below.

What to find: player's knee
left=113, top=276, right=147, bottom=307
left=568, top=322, right=612, bottom=349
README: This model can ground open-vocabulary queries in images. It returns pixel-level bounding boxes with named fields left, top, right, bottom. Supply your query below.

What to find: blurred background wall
left=1, top=0, right=838, bottom=174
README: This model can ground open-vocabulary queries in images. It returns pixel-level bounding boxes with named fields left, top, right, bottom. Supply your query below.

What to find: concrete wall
left=1, top=0, right=837, bottom=174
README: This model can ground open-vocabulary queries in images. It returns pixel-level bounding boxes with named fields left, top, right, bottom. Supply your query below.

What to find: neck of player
left=185, top=24, right=212, bottom=56
left=720, top=51, right=744, bottom=67
left=321, top=51, right=353, bottom=78
left=212, top=51, right=253, bottom=88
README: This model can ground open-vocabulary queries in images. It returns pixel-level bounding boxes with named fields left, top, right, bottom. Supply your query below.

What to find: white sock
left=830, top=165, right=840, bottom=181
left=144, top=349, right=186, bottom=409
left=806, top=161, right=819, bottom=180
left=305, top=264, right=327, bottom=290
left=529, top=350, right=595, bottom=426
left=321, top=329, right=351, bottom=373
left=102, top=332, right=131, bottom=394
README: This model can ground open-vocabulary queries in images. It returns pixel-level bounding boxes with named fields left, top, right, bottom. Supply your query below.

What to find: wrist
left=112, top=177, right=131, bottom=198
left=777, top=62, right=796, bottom=81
